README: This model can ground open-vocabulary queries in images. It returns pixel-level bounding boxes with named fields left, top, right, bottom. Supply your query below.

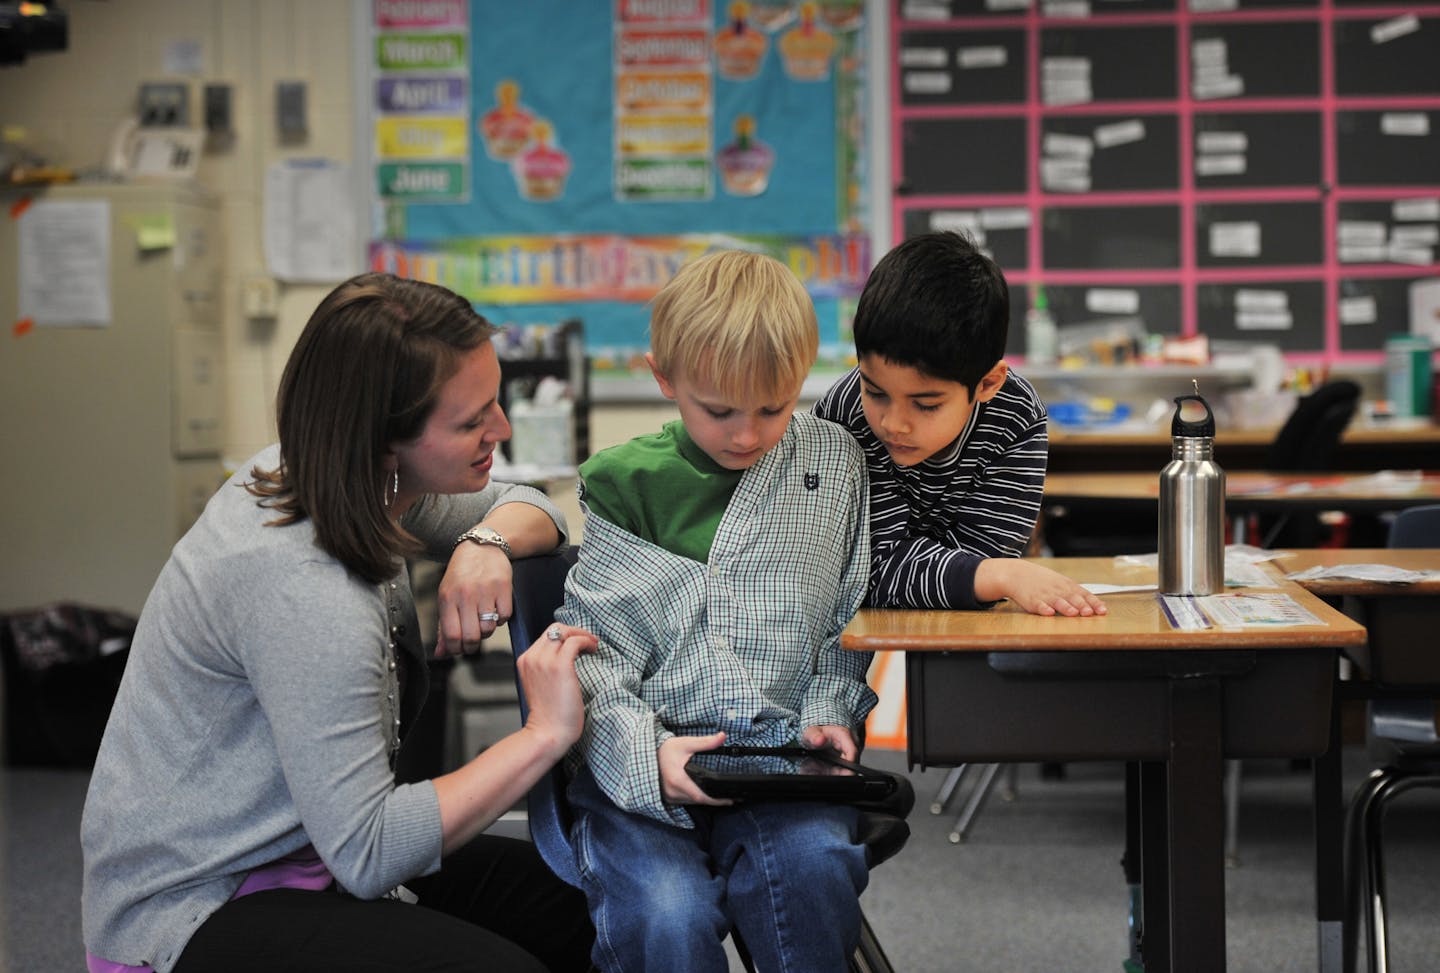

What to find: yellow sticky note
left=125, top=213, right=176, bottom=252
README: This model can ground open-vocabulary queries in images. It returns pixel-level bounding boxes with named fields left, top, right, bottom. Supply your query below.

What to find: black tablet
left=685, top=745, right=899, bottom=803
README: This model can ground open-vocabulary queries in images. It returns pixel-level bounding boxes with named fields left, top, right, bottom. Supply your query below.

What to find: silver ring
left=479, top=611, right=501, bottom=622
left=547, top=626, right=564, bottom=642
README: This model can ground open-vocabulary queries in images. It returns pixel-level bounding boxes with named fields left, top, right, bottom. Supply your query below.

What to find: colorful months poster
left=364, top=0, right=871, bottom=368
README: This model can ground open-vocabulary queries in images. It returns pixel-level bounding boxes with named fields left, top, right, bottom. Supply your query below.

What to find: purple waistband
left=88, top=847, right=333, bottom=972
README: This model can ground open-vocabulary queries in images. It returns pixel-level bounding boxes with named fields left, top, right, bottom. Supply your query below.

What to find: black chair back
left=508, top=547, right=583, bottom=887
left=1388, top=504, right=1440, bottom=549
left=1266, top=380, right=1361, bottom=472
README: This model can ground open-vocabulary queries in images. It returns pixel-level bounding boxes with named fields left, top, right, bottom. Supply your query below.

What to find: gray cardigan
left=80, top=445, right=566, bottom=971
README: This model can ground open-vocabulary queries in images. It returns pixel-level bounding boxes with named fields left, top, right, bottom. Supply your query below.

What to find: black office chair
left=1343, top=504, right=1440, bottom=973
left=1256, top=380, right=1362, bottom=548
left=507, top=548, right=912, bottom=973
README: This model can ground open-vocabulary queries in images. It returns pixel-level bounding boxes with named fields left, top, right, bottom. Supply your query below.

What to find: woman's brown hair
left=247, top=273, right=497, bottom=584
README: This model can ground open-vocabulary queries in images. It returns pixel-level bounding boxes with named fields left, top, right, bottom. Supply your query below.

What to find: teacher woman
left=81, top=273, right=596, bottom=972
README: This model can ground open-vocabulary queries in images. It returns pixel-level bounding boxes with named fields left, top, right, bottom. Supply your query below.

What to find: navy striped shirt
left=813, top=366, right=1049, bottom=609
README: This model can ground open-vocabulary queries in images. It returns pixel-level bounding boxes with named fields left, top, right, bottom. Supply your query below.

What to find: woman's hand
left=435, top=621, right=595, bottom=852
left=434, top=542, right=512, bottom=657
left=515, top=623, right=598, bottom=761
left=659, top=732, right=734, bottom=806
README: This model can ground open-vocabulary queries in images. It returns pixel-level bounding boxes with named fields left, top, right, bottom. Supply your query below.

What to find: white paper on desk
left=1083, top=583, right=1158, bottom=594
left=1286, top=564, right=1440, bottom=585
left=1114, top=548, right=1288, bottom=588
left=263, top=159, right=360, bottom=284
left=17, top=199, right=111, bottom=326
left=1225, top=561, right=1279, bottom=587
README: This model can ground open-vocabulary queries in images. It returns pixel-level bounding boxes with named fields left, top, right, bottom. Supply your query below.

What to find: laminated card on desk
left=1160, top=591, right=1323, bottom=629
left=1195, top=592, right=1324, bottom=627
left=1160, top=595, right=1213, bottom=630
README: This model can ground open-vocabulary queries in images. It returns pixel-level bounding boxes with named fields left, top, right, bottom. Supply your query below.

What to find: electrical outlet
left=138, top=82, right=190, bottom=127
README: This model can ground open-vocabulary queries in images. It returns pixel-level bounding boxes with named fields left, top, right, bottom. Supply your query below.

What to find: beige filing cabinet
left=0, top=182, right=224, bottom=617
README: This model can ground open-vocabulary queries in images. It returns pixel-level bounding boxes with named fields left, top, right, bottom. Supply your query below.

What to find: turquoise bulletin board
left=361, top=0, right=873, bottom=372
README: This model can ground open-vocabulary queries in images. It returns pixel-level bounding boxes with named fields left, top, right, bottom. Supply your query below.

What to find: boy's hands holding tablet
left=802, top=723, right=858, bottom=761
left=681, top=735, right=901, bottom=805
left=660, top=731, right=736, bottom=806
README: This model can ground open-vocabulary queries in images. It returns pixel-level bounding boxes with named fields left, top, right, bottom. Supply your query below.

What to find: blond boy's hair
left=649, top=250, right=818, bottom=402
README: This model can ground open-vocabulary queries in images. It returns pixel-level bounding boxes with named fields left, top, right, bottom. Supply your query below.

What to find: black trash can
left=1, top=604, right=135, bottom=768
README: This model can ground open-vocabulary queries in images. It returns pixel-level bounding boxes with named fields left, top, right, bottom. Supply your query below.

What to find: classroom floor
left=5, top=745, right=1438, bottom=973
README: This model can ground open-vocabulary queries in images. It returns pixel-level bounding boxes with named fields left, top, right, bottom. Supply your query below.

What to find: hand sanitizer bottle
left=1025, top=285, right=1057, bottom=367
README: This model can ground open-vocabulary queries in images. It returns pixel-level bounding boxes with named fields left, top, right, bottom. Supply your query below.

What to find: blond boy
left=556, top=251, right=874, bottom=973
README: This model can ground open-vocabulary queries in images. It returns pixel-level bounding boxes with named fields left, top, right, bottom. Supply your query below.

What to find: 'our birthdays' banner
left=365, top=0, right=871, bottom=369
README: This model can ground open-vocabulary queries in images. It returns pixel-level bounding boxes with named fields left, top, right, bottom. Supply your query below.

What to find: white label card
left=1086, top=288, right=1141, bottom=314
left=1394, top=198, right=1440, bottom=221
left=1338, top=221, right=1387, bottom=245
left=958, top=46, right=1008, bottom=69
left=1094, top=119, right=1146, bottom=148
left=1371, top=14, right=1420, bottom=45
left=904, top=72, right=953, bottom=94
left=1196, top=131, right=1247, bottom=154
left=1044, top=133, right=1094, bottom=158
left=900, top=47, right=947, bottom=68
left=1235, top=288, right=1288, bottom=311
left=981, top=207, right=1032, bottom=229
left=1391, top=224, right=1440, bottom=247
left=1041, top=57, right=1091, bottom=79
left=1193, top=75, right=1245, bottom=100
left=1381, top=113, right=1430, bottom=136
left=1196, top=153, right=1246, bottom=176
left=1236, top=310, right=1294, bottom=330
left=900, top=1, right=950, bottom=19
left=1210, top=221, right=1261, bottom=257
left=1339, top=296, right=1378, bottom=325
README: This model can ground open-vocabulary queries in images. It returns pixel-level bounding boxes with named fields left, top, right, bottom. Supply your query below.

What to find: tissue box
left=509, top=399, right=574, bottom=468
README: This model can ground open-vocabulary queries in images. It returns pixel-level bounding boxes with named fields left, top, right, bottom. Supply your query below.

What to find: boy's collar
left=669, top=420, right=732, bottom=474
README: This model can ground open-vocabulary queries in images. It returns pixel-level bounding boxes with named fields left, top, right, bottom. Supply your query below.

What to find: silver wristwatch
left=455, top=525, right=512, bottom=558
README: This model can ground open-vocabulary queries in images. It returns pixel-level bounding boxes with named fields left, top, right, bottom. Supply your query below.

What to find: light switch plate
left=138, top=81, right=190, bottom=127
left=241, top=275, right=279, bottom=320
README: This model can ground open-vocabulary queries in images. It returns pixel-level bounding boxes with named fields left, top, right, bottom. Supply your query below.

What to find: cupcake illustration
left=717, top=115, right=775, bottom=196
left=512, top=121, right=571, bottom=202
left=715, top=2, right=768, bottom=81
left=779, top=2, right=836, bottom=81
left=479, top=80, right=535, bottom=160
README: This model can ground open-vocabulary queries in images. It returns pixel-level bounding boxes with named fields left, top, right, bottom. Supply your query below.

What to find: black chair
left=507, top=548, right=911, bottom=973
left=1256, top=380, right=1362, bottom=548
left=1343, top=504, right=1440, bottom=973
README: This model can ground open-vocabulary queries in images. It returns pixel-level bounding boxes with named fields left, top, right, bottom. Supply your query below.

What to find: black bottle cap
left=1171, top=394, right=1215, bottom=438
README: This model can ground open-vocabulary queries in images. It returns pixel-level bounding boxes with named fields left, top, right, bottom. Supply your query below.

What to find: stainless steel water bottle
left=1158, top=383, right=1225, bottom=595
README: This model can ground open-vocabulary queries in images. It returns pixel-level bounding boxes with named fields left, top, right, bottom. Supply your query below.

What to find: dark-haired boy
left=814, top=231, right=1106, bottom=616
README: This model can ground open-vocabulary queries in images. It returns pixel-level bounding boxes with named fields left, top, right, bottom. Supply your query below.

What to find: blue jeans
left=568, top=766, right=869, bottom=973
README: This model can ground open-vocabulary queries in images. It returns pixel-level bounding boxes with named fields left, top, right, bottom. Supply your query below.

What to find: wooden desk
left=1273, top=549, right=1440, bottom=971
left=844, top=558, right=1366, bottom=973
left=1282, top=549, right=1440, bottom=685
left=1045, top=471, right=1440, bottom=516
left=1047, top=422, right=1440, bottom=473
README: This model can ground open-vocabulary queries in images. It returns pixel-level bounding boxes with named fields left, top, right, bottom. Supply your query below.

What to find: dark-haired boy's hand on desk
left=974, top=558, right=1109, bottom=617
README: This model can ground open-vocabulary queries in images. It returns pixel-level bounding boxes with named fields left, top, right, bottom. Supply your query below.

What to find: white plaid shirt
left=558, top=412, right=874, bottom=827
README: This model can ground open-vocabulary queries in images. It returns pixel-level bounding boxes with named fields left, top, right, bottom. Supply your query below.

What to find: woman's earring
left=385, top=468, right=399, bottom=509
